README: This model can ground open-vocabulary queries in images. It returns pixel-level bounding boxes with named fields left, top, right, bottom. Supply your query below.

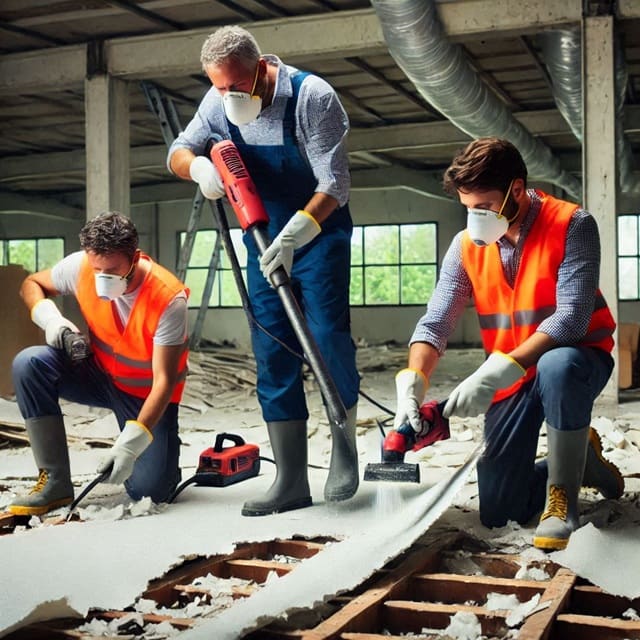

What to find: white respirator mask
left=466, top=180, right=516, bottom=246
left=94, top=259, right=136, bottom=301
left=222, top=63, right=262, bottom=126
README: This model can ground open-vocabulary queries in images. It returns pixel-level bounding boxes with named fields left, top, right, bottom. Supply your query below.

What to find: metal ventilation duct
left=370, top=0, right=582, bottom=199
left=539, top=28, right=640, bottom=195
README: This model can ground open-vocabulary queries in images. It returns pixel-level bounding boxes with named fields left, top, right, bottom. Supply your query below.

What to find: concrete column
left=582, top=15, right=618, bottom=405
left=84, top=74, right=130, bottom=220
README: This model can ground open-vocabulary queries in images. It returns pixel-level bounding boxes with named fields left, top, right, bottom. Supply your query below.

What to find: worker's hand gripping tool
left=382, top=399, right=450, bottom=462
left=364, top=400, right=450, bottom=483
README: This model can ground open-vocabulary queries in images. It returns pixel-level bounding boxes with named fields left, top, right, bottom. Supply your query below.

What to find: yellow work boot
left=582, top=427, right=625, bottom=499
left=533, top=425, right=588, bottom=551
left=9, top=469, right=73, bottom=516
left=533, top=484, right=576, bottom=550
left=8, top=415, right=74, bottom=516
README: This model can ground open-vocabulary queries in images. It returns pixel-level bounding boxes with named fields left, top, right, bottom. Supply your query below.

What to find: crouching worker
left=9, top=212, right=189, bottom=515
left=394, top=137, right=624, bottom=551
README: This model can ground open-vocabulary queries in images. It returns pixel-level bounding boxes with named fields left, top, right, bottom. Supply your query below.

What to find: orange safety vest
left=461, top=190, right=615, bottom=402
left=75, top=253, right=189, bottom=403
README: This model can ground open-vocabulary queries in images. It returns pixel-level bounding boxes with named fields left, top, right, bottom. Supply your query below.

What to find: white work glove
left=393, top=368, right=429, bottom=432
left=443, top=352, right=525, bottom=418
left=259, top=210, right=321, bottom=278
left=189, top=156, right=225, bottom=200
left=31, top=298, right=80, bottom=349
left=97, top=420, right=153, bottom=485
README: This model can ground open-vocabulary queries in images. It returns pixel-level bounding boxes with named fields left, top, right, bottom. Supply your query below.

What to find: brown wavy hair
left=443, top=137, right=528, bottom=195
left=79, top=211, right=138, bottom=260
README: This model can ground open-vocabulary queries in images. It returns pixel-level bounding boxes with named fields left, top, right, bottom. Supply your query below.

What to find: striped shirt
left=411, top=190, right=602, bottom=354
left=167, top=55, right=351, bottom=207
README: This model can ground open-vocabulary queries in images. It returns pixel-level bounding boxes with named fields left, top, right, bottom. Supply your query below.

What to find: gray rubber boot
left=324, top=404, right=359, bottom=502
left=533, top=425, right=588, bottom=551
left=242, top=420, right=312, bottom=516
left=8, top=415, right=74, bottom=516
left=582, top=427, right=625, bottom=499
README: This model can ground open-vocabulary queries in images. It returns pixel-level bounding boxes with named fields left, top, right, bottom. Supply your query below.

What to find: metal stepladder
left=141, top=81, right=253, bottom=350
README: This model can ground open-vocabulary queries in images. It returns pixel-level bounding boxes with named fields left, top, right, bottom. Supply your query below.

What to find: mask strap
left=497, top=179, right=515, bottom=220
left=123, top=255, right=137, bottom=282
left=249, top=61, right=261, bottom=97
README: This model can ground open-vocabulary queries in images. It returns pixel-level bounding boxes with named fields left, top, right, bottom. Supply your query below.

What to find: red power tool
left=364, top=400, right=450, bottom=483
left=196, top=433, right=260, bottom=486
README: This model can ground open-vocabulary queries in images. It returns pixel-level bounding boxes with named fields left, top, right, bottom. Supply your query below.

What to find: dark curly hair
left=79, top=212, right=139, bottom=260
left=443, top=137, right=528, bottom=196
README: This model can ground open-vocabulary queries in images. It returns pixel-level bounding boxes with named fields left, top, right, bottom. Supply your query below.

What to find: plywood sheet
left=0, top=265, right=41, bottom=397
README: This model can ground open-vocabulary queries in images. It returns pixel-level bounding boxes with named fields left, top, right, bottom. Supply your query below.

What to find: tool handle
left=397, top=422, right=417, bottom=441
left=213, top=432, right=246, bottom=452
left=65, top=469, right=109, bottom=521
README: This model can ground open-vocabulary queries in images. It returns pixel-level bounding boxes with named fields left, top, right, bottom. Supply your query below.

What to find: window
left=0, top=237, right=64, bottom=272
left=179, top=229, right=247, bottom=308
left=619, top=215, right=640, bottom=300
left=180, top=222, right=438, bottom=308
left=350, top=223, right=438, bottom=306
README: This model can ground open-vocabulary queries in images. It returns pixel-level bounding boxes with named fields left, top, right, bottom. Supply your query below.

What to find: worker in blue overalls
left=168, top=25, right=360, bottom=516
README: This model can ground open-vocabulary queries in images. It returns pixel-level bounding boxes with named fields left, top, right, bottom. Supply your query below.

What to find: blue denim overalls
left=228, top=71, right=359, bottom=421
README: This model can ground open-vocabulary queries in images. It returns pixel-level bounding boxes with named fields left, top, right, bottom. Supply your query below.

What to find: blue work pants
left=12, top=345, right=181, bottom=502
left=477, top=346, right=613, bottom=528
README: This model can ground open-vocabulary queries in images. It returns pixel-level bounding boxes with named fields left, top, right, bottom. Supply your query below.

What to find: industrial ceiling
left=0, top=0, right=639, bottom=219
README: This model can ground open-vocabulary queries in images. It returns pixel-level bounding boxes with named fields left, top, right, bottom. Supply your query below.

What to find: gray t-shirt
left=52, top=251, right=188, bottom=346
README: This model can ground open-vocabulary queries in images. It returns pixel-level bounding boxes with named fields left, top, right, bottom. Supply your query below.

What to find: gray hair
left=200, top=26, right=261, bottom=71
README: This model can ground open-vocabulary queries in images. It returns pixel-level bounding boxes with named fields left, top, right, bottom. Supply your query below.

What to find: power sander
left=364, top=399, right=450, bottom=483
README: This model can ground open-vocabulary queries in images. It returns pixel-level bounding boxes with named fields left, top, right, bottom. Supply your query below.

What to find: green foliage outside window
left=1, top=238, right=64, bottom=273
left=180, top=222, right=437, bottom=308
left=350, top=223, right=437, bottom=306
left=180, top=229, right=247, bottom=308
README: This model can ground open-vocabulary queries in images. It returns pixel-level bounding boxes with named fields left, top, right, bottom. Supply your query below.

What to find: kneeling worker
left=394, top=137, right=624, bottom=551
left=9, top=212, right=189, bottom=515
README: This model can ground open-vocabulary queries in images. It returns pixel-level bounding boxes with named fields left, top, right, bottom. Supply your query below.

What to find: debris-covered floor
left=1, top=344, right=640, bottom=639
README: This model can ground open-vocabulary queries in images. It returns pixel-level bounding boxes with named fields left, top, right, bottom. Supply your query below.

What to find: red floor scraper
left=363, top=399, right=450, bottom=483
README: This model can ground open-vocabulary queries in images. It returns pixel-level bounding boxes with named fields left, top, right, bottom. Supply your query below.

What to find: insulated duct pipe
left=370, top=0, right=583, bottom=200
left=538, top=28, right=640, bottom=195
